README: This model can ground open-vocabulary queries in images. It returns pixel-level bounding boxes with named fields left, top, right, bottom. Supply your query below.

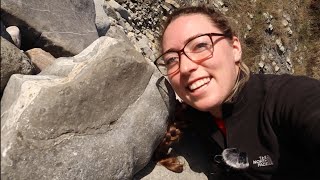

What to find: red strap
left=214, top=117, right=226, bottom=136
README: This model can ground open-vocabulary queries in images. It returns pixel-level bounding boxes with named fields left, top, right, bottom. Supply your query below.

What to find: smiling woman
left=153, top=5, right=320, bottom=180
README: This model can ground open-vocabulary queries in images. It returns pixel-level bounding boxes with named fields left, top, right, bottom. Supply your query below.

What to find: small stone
left=282, top=19, right=289, bottom=27
left=275, top=65, right=280, bottom=72
left=161, top=4, right=171, bottom=12
left=247, top=24, right=252, bottom=31
left=213, top=2, right=219, bottom=8
left=285, top=27, right=293, bottom=35
left=268, top=53, right=274, bottom=58
left=165, top=0, right=180, bottom=8
left=6, top=26, right=21, bottom=48
left=221, top=7, right=229, bottom=13
left=276, top=39, right=285, bottom=52
left=283, top=12, right=291, bottom=22
left=258, top=61, right=265, bottom=68
left=263, top=12, right=268, bottom=18
left=217, top=0, right=224, bottom=6
left=248, top=13, right=254, bottom=19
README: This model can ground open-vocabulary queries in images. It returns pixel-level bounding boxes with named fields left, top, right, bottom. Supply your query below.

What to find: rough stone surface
left=0, top=37, right=34, bottom=96
left=94, top=0, right=111, bottom=36
left=25, top=48, right=56, bottom=74
left=1, top=36, right=175, bottom=180
left=1, top=0, right=99, bottom=57
left=107, top=0, right=131, bottom=22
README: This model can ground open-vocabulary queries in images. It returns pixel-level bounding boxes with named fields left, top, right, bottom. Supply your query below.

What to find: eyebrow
left=163, top=33, right=206, bottom=54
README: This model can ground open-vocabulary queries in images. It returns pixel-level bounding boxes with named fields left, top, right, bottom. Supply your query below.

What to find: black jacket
left=189, top=74, right=320, bottom=180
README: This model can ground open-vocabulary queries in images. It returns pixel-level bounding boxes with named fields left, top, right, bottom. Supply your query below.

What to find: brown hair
left=153, top=101, right=189, bottom=173
left=153, top=5, right=250, bottom=173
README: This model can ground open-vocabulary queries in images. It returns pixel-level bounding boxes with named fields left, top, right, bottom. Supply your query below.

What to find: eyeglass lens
left=157, top=35, right=213, bottom=75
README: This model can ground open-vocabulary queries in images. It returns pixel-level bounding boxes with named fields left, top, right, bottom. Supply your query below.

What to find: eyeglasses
left=154, top=33, right=227, bottom=76
left=214, top=148, right=249, bottom=170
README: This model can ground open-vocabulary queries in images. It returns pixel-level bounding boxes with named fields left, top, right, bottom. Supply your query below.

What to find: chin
left=179, top=93, right=223, bottom=112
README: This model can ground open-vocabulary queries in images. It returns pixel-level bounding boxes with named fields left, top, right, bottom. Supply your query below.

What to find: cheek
left=169, top=77, right=184, bottom=94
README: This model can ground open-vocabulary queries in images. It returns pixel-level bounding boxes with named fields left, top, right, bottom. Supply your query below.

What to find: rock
left=136, top=35, right=153, bottom=59
left=165, top=0, right=180, bottom=8
left=246, top=24, right=252, bottom=31
left=283, top=12, right=291, bottom=22
left=267, top=24, right=273, bottom=33
left=258, top=61, right=265, bottom=68
left=107, top=0, right=131, bottom=22
left=94, top=0, right=111, bottom=36
left=0, top=37, right=34, bottom=96
left=281, top=19, right=289, bottom=27
left=1, top=0, right=99, bottom=57
left=285, top=27, right=293, bottom=35
left=161, top=4, right=171, bottom=13
left=104, top=3, right=120, bottom=21
left=6, top=26, right=21, bottom=48
left=1, top=21, right=14, bottom=45
left=276, top=39, right=285, bottom=52
left=25, top=48, right=55, bottom=74
left=248, top=13, right=254, bottom=19
left=106, top=24, right=131, bottom=43
left=1, top=36, right=175, bottom=179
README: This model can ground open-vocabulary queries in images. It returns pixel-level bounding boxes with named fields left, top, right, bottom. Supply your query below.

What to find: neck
left=209, top=106, right=222, bottom=119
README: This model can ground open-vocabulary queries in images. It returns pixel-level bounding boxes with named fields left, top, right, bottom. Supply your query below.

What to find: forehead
left=162, top=14, right=220, bottom=51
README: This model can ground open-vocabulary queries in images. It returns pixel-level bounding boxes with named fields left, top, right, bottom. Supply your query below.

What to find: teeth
left=189, top=77, right=210, bottom=91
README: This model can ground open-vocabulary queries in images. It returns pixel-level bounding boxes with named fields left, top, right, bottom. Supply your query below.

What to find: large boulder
left=1, top=0, right=99, bottom=57
left=1, top=36, right=175, bottom=179
left=0, top=37, right=34, bottom=96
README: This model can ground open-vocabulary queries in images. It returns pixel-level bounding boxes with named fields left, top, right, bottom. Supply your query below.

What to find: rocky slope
left=115, top=0, right=320, bottom=79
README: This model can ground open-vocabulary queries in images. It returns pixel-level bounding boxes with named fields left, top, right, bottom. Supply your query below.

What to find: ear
left=232, top=36, right=242, bottom=63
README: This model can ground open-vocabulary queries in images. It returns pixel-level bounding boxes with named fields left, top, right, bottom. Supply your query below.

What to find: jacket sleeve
left=272, top=75, right=320, bottom=166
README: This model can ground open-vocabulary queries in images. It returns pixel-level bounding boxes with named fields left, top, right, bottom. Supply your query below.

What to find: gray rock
left=1, top=36, right=175, bottom=180
left=0, top=37, right=34, bottom=96
left=107, top=0, right=131, bottom=22
left=1, top=0, right=99, bottom=57
left=106, top=24, right=131, bottom=43
left=6, top=26, right=21, bottom=48
left=94, top=0, right=111, bottom=36
left=105, top=3, right=120, bottom=21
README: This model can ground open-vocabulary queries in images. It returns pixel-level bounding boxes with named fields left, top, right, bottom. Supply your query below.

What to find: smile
left=188, top=77, right=211, bottom=91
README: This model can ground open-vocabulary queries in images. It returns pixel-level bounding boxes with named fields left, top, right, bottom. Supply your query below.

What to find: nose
left=179, top=54, right=199, bottom=75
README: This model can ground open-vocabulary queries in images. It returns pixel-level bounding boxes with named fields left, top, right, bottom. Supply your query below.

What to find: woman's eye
left=193, top=42, right=209, bottom=51
left=165, top=57, right=178, bottom=66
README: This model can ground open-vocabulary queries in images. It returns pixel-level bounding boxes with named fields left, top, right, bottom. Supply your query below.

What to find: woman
left=153, top=5, right=320, bottom=180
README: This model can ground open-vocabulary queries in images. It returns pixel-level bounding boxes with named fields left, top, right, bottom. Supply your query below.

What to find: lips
left=187, top=77, right=211, bottom=91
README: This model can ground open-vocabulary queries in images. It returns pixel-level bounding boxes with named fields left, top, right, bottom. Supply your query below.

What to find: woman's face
left=162, top=14, right=242, bottom=116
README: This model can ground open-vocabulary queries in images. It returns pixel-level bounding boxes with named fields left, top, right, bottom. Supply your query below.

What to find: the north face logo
left=253, top=155, right=274, bottom=167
